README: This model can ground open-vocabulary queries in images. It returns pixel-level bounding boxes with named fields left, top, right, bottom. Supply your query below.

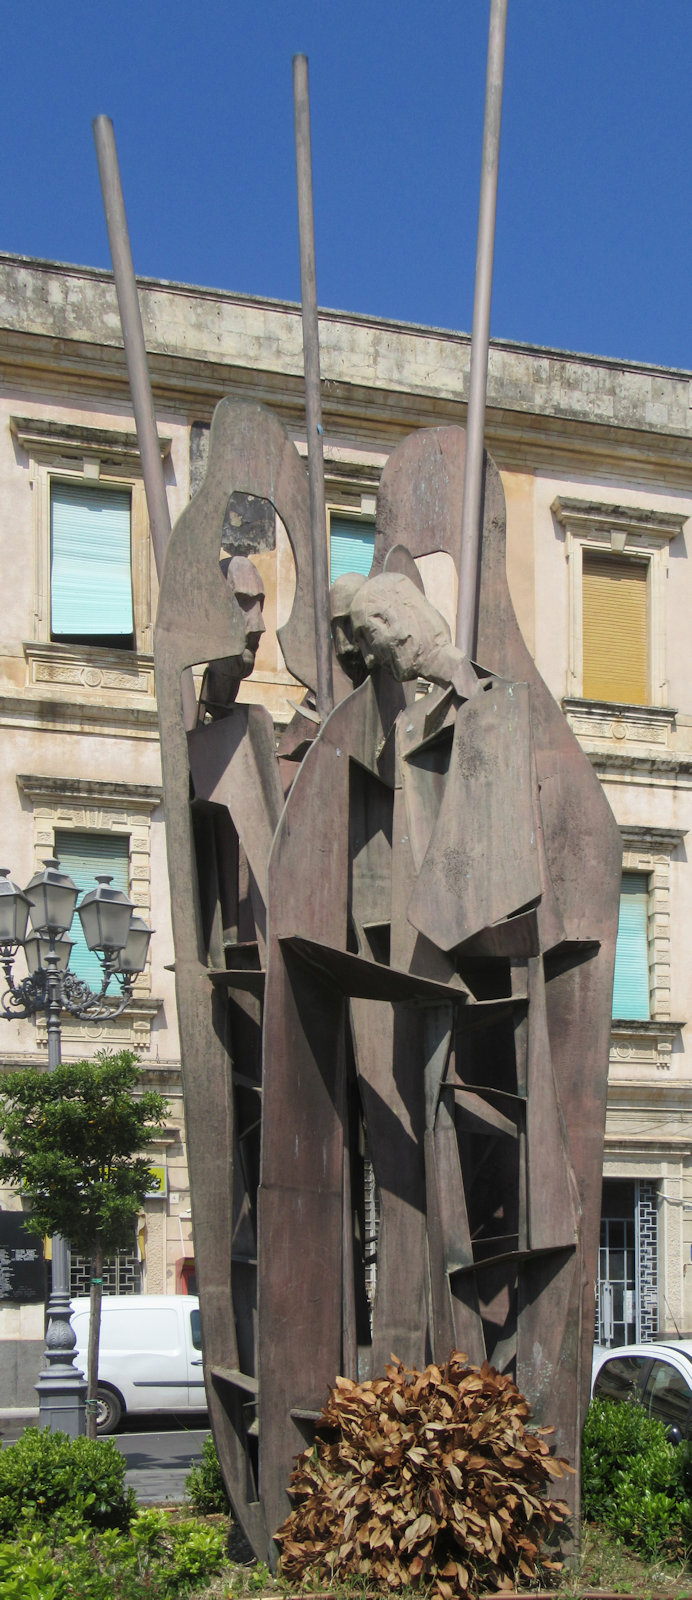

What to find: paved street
left=114, top=1423, right=210, bottom=1504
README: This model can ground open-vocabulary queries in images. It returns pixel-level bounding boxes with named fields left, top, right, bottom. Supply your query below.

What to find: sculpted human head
left=221, top=554, right=266, bottom=675
left=200, top=555, right=266, bottom=719
left=350, top=573, right=453, bottom=683
left=329, top=572, right=367, bottom=686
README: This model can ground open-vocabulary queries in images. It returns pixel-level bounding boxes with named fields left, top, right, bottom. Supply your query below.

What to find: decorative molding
left=35, top=996, right=162, bottom=1053
left=610, top=1022, right=683, bottom=1072
left=16, top=774, right=162, bottom=811
left=589, top=751, right=692, bottom=785
left=23, top=642, right=155, bottom=699
left=564, top=697, right=676, bottom=750
left=10, top=415, right=171, bottom=467
left=554, top=495, right=682, bottom=706
left=0, top=693, right=159, bottom=740
left=552, top=496, right=687, bottom=545
left=619, top=824, right=687, bottom=852
left=323, top=458, right=382, bottom=503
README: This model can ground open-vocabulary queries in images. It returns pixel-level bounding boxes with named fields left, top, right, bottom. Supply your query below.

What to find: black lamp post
left=0, top=858, right=152, bottom=1437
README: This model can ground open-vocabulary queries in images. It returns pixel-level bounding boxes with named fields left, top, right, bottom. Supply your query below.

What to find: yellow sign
left=145, top=1165, right=167, bottom=1198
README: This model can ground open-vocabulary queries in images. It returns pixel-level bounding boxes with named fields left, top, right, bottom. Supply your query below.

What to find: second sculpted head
left=350, top=573, right=480, bottom=699
left=329, top=571, right=368, bottom=686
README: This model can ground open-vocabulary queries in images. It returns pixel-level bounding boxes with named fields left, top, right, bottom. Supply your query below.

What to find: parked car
left=70, top=1294, right=207, bottom=1433
left=591, top=1340, right=692, bottom=1442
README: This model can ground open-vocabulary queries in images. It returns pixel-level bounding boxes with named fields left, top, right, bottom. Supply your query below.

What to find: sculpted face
left=329, top=572, right=367, bottom=686
left=224, top=555, right=266, bottom=675
left=351, top=573, right=452, bottom=683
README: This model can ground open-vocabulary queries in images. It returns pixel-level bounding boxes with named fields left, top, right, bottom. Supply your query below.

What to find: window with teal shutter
left=612, top=873, right=650, bottom=1020
left=329, top=515, right=375, bottom=582
left=51, top=482, right=134, bottom=647
left=54, top=832, right=130, bottom=993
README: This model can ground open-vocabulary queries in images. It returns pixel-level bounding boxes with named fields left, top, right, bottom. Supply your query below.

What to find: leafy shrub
left=0, top=1533, right=69, bottom=1600
left=0, top=1427, right=135, bottom=1535
left=582, top=1397, right=692, bottom=1558
left=185, top=1431, right=230, bottom=1514
left=277, top=1351, right=570, bottom=1598
left=0, top=1510, right=228, bottom=1600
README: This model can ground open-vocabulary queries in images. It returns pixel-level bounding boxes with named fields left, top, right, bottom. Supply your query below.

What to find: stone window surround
left=10, top=415, right=171, bottom=665
left=16, top=773, right=162, bottom=1051
left=610, top=824, right=687, bottom=1074
left=552, top=496, right=687, bottom=708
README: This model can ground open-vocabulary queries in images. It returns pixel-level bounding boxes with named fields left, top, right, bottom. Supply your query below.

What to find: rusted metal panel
left=156, top=412, right=621, bottom=1562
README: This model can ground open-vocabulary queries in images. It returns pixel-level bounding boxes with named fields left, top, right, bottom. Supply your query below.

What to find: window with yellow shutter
left=582, top=552, right=648, bottom=704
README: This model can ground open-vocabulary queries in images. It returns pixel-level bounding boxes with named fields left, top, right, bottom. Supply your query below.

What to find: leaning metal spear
left=92, top=115, right=198, bottom=730
left=455, top=0, right=508, bottom=660
left=292, top=54, right=334, bottom=722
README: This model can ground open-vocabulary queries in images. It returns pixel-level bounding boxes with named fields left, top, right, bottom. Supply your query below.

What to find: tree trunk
left=86, top=1245, right=104, bottom=1441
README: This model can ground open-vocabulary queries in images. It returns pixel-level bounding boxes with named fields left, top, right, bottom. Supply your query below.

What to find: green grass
left=556, top=1522, right=692, bottom=1598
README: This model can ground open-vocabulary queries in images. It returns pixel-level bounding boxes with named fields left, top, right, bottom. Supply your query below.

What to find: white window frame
left=16, top=773, right=162, bottom=1051
left=11, top=416, right=171, bottom=666
left=609, top=826, right=686, bottom=1074
left=552, top=496, right=686, bottom=707
left=613, top=866, right=652, bottom=1023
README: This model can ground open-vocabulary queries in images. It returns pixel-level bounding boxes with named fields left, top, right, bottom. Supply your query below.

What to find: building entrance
left=597, top=1178, right=658, bottom=1346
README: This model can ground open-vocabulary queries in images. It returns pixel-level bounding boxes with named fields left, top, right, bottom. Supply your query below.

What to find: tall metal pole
left=455, top=0, right=508, bottom=658
left=292, top=55, right=334, bottom=722
left=92, top=116, right=198, bottom=729
left=35, top=948, right=87, bottom=1437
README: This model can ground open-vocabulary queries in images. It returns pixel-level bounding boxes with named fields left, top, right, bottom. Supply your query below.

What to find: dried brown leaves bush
left=276, top=1351, right=571, bottom=1598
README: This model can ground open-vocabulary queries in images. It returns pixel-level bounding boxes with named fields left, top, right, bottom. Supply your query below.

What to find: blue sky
left=3, top=2, right=691, bottom=369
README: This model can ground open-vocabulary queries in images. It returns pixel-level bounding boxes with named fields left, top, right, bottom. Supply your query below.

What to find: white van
left=70, top=1294, right=207, bottom=1433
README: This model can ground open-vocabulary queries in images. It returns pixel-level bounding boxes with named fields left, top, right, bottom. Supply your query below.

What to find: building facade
left=1, top=250, right=692, bottom=1399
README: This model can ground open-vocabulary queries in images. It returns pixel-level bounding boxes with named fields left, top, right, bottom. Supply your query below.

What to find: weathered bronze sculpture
left=155, top=401, right=621, bottom=1564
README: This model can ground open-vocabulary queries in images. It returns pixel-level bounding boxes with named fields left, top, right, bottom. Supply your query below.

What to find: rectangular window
left=329, top=515, right=375, bottom=583
left=51, top=482, right=134, bottom=648
left=612, top=872, right=650, bottom=1020
left=54, top=831, right=130, bottom=992
left=582, top=552, right=647, bottom=704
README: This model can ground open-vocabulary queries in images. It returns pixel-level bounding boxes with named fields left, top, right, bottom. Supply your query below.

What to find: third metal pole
left=293, top=54, right=334, bottom=721
left=455, top=0, right=508, bottom=659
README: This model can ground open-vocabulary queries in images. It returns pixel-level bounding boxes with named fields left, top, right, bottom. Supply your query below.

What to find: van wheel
left=96, top=1386, right=123, bottom=1434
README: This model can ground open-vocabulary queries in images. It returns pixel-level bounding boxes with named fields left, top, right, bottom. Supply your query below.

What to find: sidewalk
left=0, top=1407, right=39, bottom=1441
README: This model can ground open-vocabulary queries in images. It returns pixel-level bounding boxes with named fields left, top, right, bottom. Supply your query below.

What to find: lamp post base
left=35, top=1365, right=87, bottom=1438
left=36, top=1233, right=86, bottom=1437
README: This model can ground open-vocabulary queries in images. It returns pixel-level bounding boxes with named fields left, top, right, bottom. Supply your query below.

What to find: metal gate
left=597, top=1177, right=658, bottom=1346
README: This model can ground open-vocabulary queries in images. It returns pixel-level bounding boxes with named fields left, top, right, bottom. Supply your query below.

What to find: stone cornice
left=16, top=773, right=162, bottom=810
left=4, top=327, right=692, bottom=486
left=590, top=750, right=692, bottom=784
left=553, top=497, right=688, bottom=542
left=618, top=825, right=688, bottom=851
left=4, top=255, right=692, bottom=480
left=9, top=415, right=171, bottom=466
left=0, top=692, right=159, bottom=739
left=564, top=697, right=677, bottom=727
left=5, top=328, right=692, bottom=488
left=611, top=1020, right=685, bottom=1038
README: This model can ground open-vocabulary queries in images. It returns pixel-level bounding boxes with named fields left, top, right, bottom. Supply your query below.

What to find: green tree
left=0, top=1050, right=167, bottom=1439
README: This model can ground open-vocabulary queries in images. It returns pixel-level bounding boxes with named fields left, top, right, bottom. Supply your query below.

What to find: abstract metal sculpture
left=154, top=405, right=621, bottom=1562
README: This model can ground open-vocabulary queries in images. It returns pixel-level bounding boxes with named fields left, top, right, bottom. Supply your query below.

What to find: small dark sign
left=0, top=1213, right=45, bottom=1303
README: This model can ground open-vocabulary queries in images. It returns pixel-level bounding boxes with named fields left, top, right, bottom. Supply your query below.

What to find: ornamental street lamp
left=0, top=859, right=152, bottom=1437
